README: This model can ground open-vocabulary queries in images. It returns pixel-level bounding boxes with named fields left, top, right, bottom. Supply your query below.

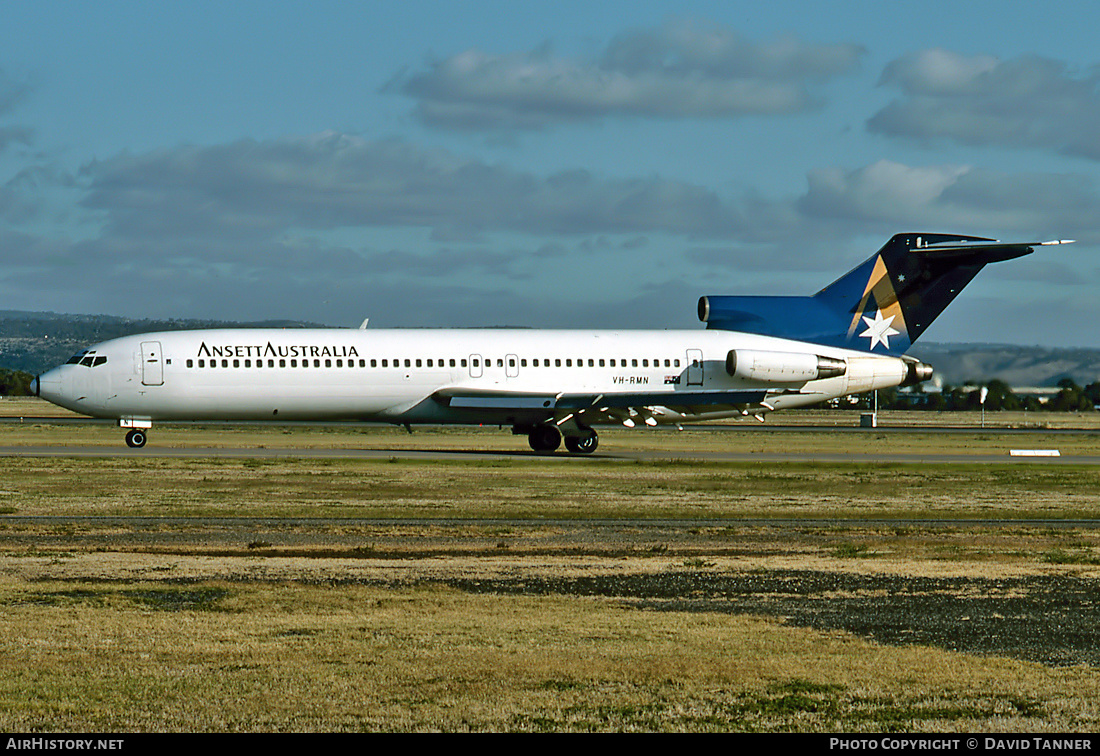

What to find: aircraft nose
left=34, top=368, right=63, bottom=403
left=29, top=376, right=38, bottom=396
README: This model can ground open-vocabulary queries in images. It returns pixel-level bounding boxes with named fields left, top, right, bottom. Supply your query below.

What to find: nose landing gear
left=124, top=429, right=147, bottom=448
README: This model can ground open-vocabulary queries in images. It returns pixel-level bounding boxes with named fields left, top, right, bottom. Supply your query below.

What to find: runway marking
left=1, top=444, right=1100, bottom=464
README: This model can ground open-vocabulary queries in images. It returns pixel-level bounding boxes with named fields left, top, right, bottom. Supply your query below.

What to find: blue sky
left=2, top=0, right=1099, bottom=346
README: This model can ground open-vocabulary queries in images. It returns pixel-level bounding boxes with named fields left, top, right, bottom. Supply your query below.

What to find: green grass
left=1, top=455, right=1099, bottom=520
left=2, top=421, right=1100, bottom=731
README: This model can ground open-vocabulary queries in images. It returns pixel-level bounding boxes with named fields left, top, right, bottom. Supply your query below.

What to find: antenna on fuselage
left=359, top=318, right=369, bottom=329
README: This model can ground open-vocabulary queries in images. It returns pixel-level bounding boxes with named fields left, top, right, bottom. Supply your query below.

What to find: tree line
left=861, top=379, right=1100, bottom=412
left=0, top=369, right=34, bottom=397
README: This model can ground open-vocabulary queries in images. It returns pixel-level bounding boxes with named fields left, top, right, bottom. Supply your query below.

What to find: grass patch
left=1, top=454, right=1099, bottom=520
left=2, top=584, right=234, bottom=612
left=831, top=543, right=878, bottom=559
left=0, top=581, right=1092, bottom=731
left=1042, top=549, right=1100, bottom=565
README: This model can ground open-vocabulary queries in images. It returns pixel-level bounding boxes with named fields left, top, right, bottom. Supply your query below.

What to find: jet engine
left=725, top=349, right=847, bottom=384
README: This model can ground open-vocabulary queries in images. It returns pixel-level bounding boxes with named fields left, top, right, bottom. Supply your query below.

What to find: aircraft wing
left=432, top=387, right=771, bottom=425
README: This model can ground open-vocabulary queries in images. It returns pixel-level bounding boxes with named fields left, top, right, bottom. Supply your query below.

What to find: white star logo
left=859, top=310, right=900, bottom=351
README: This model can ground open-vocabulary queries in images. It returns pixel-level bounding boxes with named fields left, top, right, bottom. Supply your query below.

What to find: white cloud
left=389, top=20, right=863, bottom=130
left=78, top=132, right=742, bottom=245
left=794, top=160, right=1099, bottom=241
left=870, top=49, right=1100, bottom=160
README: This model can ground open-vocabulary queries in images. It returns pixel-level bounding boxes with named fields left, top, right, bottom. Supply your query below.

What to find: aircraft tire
left=125, top=429, right=147, bottom=448
left=565, top=432, right=598, bottom=454
left=528, top=425, right=561, bottom=453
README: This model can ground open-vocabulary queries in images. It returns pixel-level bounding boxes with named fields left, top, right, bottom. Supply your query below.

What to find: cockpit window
left=69, top=350, right=107, bottom=368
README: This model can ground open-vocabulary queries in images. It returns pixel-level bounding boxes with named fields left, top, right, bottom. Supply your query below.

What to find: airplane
left=30, top=233, right=1067, bottom=452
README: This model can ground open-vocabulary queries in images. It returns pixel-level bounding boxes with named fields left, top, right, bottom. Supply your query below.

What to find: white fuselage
left=34, top=327, right=911, bottom=427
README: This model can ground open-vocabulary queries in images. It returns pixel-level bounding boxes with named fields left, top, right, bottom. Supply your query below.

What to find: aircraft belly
left=109, top=379, right=417, bottom=421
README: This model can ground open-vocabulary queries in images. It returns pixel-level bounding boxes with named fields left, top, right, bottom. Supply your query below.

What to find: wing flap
left=434, top=388, right=769, bottom=412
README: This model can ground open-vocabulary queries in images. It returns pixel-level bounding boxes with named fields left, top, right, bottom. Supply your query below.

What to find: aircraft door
left=505, top=354, right=519, bottom=378
left=469, top=354, right=483, bottom=378
left=686, top=349, right=703, bottom=386
left=141, top=341, right=164, bottom=386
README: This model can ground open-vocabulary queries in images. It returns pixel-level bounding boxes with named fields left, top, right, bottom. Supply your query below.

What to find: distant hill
left=1, top=311, right=1097, bottom=388
left=0, top=311, right=322, bottom=375
left=908, top=343, right=1100, bottom=388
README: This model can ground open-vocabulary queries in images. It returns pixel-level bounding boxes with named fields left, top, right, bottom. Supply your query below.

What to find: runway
left=2, top=410, right=1098, bottom=463
left=1, top=443, right=1099, bottom=464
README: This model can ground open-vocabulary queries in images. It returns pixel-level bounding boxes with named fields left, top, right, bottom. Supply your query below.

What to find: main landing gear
left=125, top=429, right=147, bottom=448
left=525, top=424, right=599, bottom=454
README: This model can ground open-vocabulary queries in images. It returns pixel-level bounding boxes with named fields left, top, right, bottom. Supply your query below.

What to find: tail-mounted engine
left=725, top=349, right=847, bottom=384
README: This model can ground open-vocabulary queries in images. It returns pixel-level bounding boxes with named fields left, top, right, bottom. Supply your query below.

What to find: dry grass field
left=2, top=406, right=1100, bottom=731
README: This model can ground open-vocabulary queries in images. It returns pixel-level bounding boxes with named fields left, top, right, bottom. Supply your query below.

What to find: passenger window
left=566, top=359, right=572, bottom=367
left=416, top=359, right=422, bottom=368
left=188, top=359, right=194, bottom=368
left=632, top=359, right=638, bottom=367
left=279, top=360, right=286, bottom=368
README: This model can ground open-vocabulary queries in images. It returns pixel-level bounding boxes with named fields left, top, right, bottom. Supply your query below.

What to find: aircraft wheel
left=125, top=429, right=147, bottom=448
left=565, top=432, right=598, bottom=454
left=528, top=425, right=561, bottom=452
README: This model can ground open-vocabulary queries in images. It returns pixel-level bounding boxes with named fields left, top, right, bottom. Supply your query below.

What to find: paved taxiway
left=1, top=444, right=1099, bottom=465
left=3, top=413, right=1097, bottom=463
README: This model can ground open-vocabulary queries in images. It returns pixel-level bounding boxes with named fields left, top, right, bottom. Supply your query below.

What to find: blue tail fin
left=698, top=233, right=1063, bottom=354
